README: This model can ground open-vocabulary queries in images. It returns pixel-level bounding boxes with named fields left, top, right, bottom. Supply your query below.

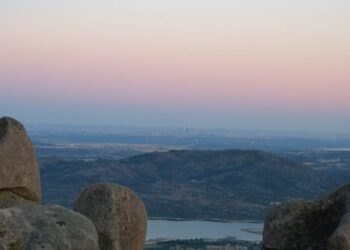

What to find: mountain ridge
left=41, top=149, right=336, bottom=220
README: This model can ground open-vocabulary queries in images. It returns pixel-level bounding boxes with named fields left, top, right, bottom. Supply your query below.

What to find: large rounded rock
left=74, top=183, right=147, bottom=250
left=0, top=117, right=41, bottom=202
left=263, top=184, right=350, bottom=250
left=0, top=204, right=99, bottom=250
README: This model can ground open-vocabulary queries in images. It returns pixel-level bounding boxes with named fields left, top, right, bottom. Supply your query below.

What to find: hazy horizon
left=1, top=0, right=349, bottom=132
left=25, top=121, right=350, bottom=139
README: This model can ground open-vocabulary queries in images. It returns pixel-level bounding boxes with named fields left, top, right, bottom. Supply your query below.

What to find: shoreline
left=145, top=237, right=262, bottom=245
left=148, top=217, right=264, bottom=224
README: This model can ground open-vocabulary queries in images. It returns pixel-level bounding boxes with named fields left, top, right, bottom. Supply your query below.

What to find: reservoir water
left=147, top=220, right=264, bottom=242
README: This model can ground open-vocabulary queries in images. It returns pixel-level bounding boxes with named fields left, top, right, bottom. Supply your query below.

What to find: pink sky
left=0, top=1, right=349, bottom=131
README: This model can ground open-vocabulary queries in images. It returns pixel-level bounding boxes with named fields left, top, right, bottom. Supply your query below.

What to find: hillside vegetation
left=41, top=149, right=336, bottom=220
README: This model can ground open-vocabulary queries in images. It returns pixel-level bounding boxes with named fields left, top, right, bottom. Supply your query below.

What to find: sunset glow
left=1, top=0, right=349, bottom=131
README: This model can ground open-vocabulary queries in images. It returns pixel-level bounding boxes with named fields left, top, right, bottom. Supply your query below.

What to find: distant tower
left=183, top=126, right=189, bottom=134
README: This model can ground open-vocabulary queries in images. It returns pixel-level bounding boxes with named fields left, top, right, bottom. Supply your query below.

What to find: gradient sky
left=1, top=0, right=349, bottom=132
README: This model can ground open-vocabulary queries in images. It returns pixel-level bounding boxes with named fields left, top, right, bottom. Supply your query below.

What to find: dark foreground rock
left=0, top=117, right=41, bottom=202
left=0, top=203, right=99, bottom=250
left=263, top=183, right=350, bottom=250
left=74, top=183, right=147, bottom=250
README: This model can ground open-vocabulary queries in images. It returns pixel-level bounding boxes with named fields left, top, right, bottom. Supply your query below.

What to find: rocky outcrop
left=263, top=184, right=350, bottom=250
left=0, top=117, right=41, bottom=202
left=74, top=183, right=147, bottom=250
left=0, top=203, right=99, bottom=250
left=0, top=116, right=148, bottom=250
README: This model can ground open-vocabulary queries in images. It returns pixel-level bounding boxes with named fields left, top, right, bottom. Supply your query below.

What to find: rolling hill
left=40, top=149, right=336, bottom=220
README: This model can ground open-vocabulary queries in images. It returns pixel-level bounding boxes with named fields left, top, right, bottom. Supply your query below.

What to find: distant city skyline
left=1, top=1, right=349, bottom=132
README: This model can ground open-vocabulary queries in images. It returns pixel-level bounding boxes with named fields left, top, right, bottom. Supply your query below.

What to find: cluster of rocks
left=263, top=183, right=350, bottom=250
left=0, top=117, right=147, bottom=250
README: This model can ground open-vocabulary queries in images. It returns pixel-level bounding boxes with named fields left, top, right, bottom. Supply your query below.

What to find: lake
left=147, top=220, right=264, bottom=242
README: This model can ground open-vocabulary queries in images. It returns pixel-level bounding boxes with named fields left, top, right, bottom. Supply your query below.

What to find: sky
left=0, top=0, right=349, bottom=132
